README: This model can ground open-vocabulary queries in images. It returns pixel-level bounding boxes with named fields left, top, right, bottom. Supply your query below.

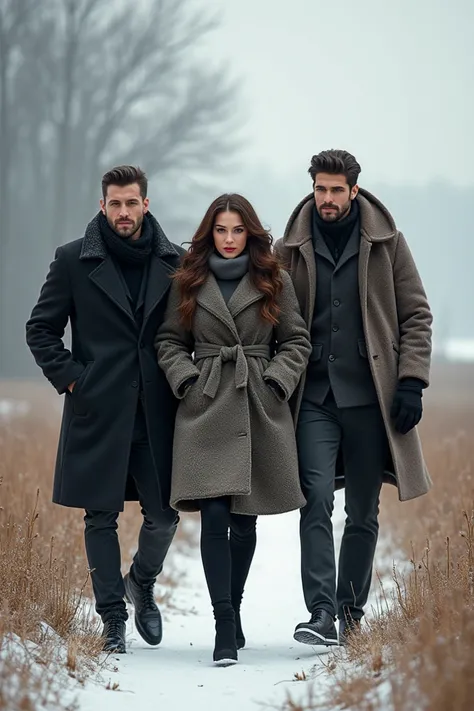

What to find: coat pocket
left=358, top=339, right=369, bottom=358
left=309, top=343, right=323, bottom=362
left=69, top=361, right=94, bottom=416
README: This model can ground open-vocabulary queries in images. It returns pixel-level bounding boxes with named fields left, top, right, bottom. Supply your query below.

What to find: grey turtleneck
left=208, top=251, right=249, bottom=304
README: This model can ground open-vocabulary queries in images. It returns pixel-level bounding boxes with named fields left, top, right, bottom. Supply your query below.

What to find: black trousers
left=297, top=391, right=388, bottom=621
left=84, top=403, right=178, bottom=622
left=200, top=497, right=257, bottom=614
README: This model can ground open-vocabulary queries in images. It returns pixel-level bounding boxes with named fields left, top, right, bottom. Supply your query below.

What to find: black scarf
left=99, top=212, right=153, bottom=264
left=312, top=199, right=359, bottom=263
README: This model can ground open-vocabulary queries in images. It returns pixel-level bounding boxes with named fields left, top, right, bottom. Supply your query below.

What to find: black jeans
left=84, top=404, right=178, bottom=622
left=200, top=497, right=257, bottom=613
left=297, top=391, right=388, bottom=621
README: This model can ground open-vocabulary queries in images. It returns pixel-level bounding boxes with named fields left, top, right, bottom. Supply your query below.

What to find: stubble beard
left=108, top=213, right=144, bottom=239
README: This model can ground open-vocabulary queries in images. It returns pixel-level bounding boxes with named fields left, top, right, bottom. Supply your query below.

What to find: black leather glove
left=390, top=378, right=424, bottom=434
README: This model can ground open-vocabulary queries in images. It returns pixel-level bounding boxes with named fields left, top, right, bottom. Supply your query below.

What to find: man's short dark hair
left=308, top=150, right=361, bottom=190
left=101, top=165, right=148, bottom=200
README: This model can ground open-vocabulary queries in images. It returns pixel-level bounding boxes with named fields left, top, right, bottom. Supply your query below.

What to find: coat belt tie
left=194, top=343, right=271, bottom=399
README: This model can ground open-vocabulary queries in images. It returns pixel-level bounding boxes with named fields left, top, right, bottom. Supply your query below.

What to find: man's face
left=313, top=172, right=358, bottom=222
left=100, top=183, right=149, bottom=239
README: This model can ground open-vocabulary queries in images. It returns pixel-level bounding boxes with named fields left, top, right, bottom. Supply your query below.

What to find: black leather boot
left=123, top=571, right=162, bottom=646
left=101, top=617, right=126, bottom=654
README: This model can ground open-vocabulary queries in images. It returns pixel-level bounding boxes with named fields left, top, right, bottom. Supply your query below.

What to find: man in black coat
left=26, top=166, right=185, bottom=653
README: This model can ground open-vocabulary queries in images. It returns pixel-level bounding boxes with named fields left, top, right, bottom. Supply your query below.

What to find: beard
left=107, top=213, right=144, bottom=239
left=318, top=198, right=352, bottom=222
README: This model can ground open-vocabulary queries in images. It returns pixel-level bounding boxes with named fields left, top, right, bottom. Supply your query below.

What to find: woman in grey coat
left=155, top=194, right=311, bottom=665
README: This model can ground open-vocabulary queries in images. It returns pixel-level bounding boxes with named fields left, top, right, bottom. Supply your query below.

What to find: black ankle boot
left=213, top=604, right=238, bottom=666
left=101, top=617, right=126, bottom=654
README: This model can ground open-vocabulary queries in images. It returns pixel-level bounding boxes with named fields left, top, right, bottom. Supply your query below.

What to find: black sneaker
left=293, top=609, right=338, bottom=646
left=124, top=571, right=162, bottom=646
left=102, top=617, right=126, bottom=654
left=339, top=616, right=361, bottom=646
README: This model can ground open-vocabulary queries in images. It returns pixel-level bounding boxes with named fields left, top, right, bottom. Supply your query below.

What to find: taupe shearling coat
left=155, top=269, right=311, bottom=514
left=275, top=189, right=433, bottom=502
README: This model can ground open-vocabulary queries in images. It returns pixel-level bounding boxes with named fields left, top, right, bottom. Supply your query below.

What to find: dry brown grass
left=280, top=362, right=474, bottom=711
left=0, top=382, right=196, bottom=710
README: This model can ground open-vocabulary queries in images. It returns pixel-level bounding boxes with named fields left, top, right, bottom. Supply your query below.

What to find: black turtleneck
left=312, top=199, right=360, bottom=263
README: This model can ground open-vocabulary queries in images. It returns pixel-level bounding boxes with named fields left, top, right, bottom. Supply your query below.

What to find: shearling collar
left=80, top=212, right=179, bottom=260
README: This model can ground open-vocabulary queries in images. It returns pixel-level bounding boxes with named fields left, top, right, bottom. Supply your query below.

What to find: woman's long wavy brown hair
left=174, top=194, right=283, bottom=330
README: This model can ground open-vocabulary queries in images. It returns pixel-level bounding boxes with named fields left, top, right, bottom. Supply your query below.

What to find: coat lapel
left=228, top=273, right=264, bottom=319
left=88, top=257, right=136, bottom=324
left=196, top=274, right=240, bottom=340
left=333, top=222, right=361, bottom=274
left=298, top=241, right=316, bottom=327
left=314, top=232, right=336, bottom=266
left=142, top=255, right=175, bottom=330
left=358, top=237, right=372, bottom=325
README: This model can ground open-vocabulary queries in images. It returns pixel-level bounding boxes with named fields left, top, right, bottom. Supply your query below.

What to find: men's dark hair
left=101, top=165, right=148, bottom=200
left=308, top=150, right=361, bottom=190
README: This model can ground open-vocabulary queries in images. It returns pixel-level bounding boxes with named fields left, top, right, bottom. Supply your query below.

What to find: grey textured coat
left=155, top=270, right=311, bottom=515
left=275, top=189, right=433, bottom=502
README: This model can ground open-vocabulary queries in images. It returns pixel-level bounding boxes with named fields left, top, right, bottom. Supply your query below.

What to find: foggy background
left=0, top=0, right=472, bottom=378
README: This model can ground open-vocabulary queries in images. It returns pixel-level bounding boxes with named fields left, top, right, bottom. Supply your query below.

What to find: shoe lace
left=106, top=617, right=123, bottom=636
left=140, top=583, right=157, bottom=611
left=310, top=610, right=325, bottom=624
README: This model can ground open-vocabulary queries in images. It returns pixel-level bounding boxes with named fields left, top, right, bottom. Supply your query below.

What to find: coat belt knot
left=194, top=343, right=271, bottom=399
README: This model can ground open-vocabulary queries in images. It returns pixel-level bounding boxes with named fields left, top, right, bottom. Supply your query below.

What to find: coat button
left=328, top=354, right=336, bottom=362
left=332, top=325, right=339, bottom=332
left=333, top=299, right=340, bottom=307
left=131, top=380, right=138, bottom=388
left=139, top=341, right=145, bottom=349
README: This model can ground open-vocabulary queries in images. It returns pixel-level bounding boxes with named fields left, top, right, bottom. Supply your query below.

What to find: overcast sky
left=201, top=0, right=472, bottom=188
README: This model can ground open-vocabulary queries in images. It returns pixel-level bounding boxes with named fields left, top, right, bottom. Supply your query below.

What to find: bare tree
left=0, top=0, right=240, bottom=376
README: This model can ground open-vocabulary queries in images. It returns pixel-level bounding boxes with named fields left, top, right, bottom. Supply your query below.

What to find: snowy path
left=73, top=497, right=362, bottom=711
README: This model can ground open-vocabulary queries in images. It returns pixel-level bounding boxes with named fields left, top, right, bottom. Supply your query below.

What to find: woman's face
left=213, top=210, right=248, bottom=259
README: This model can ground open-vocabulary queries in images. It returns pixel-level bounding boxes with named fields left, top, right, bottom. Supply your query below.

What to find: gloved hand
left=390, top=378, right=424, bottom=434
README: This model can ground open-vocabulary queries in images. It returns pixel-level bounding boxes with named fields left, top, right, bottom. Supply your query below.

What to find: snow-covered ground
left=69, top=497, right=392, bottom=711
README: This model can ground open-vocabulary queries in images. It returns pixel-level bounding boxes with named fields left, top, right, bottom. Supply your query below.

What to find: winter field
left=1, top=360, right=473, bottom=711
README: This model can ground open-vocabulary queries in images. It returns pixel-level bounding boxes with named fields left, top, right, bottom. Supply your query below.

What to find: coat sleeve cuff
left=173, top=367, right=201, bottom=399
left=262, top=371, right=291, bottom=402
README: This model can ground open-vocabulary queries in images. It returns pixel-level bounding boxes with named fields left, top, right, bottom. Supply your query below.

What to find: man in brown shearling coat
left=275, top=149, right=433, bottom=646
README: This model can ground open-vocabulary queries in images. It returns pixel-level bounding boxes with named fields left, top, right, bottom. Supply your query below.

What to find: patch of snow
left=0, top=631, right=82, bottom=711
